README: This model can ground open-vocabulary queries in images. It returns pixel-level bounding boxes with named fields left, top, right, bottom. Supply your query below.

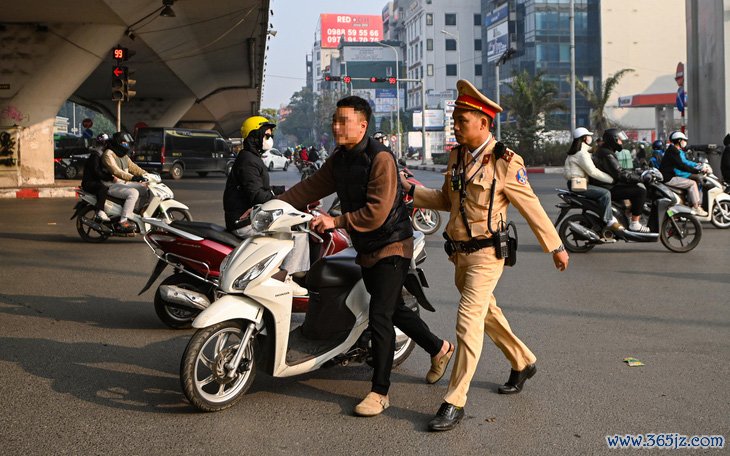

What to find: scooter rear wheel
left=76, top=205, right=110, bottom=243
left=711, top=200, right=730, bottom=229
left=154, top=273, right=211, bottom=329
left=180, top=321, right=256, bottom=412
left=411, top=208, right=442, bottom=235
left=557, top=213, right=596, bottom=253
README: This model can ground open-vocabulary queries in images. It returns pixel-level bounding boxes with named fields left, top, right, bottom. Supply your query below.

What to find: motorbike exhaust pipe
left=158, top=285, right=211, bottom=311
left=80, top=217, right=112, bottom=234
left=567, top=221, right=602, bottom=242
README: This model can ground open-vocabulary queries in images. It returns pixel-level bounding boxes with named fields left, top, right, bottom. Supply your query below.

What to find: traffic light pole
left=116, top=100, right=121, bottom=131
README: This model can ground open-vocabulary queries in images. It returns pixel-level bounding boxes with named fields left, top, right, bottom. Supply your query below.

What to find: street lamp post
left=375, top=41, right=401, bottom=158
left=440, top=30, right=460, bottom=81
left=495, top=48, right=515, bottom=141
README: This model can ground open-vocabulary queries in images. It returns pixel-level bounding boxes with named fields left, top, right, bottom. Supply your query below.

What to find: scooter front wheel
left=660, top=213, right=702, bottom=253
left=180, top=321, right=256, bottom=412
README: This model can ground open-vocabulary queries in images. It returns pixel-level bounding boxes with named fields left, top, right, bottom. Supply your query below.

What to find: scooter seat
left=170, top=220, right=241, bottom=247
left=306, top=247, right=361, bottom=291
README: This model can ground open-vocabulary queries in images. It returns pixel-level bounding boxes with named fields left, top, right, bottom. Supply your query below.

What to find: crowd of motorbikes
left=70, top=140, right=729, bottom=413
left=554, top=151, right=730, bottom=254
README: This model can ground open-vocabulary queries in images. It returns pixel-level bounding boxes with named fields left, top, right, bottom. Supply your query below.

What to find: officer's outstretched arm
left=503, top=155, right=562, bottom=253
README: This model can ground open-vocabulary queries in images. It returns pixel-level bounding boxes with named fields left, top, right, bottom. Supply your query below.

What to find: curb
left=0, top=186, right=79, bottom=199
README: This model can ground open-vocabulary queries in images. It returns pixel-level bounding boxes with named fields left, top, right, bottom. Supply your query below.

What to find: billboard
left=413, top=110, right=445, bottom=128
left=352, top=88, right=403, bottom=113
left=320, top=14, right=383, bottom=49
left=486, top=21, right=509, bottom=62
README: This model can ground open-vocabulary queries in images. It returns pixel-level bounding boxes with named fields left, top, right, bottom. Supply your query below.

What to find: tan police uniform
left=413, top=79, right=562, bottom=408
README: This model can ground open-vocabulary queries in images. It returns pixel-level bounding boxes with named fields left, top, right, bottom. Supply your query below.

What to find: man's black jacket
left=658, top=144, right=698, bottom=182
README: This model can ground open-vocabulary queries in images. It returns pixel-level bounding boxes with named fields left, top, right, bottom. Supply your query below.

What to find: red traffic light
left=342, top=75, right=352, bottom=84
left=324, top=75, right=333, bottom=82
left=370, top=77, right=378, bottom=83
left=388, top=77, right=397, bottom=85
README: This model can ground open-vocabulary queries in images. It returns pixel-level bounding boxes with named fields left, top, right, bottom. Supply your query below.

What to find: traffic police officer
left=401, top=79, right=569, bottom=431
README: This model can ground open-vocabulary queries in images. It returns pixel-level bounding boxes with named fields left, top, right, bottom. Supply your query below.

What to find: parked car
left=53, top=133, right=89, bottom=179
left=261, top=148, right=289, bottom=171
left=133, top=128, right=235, bottom=179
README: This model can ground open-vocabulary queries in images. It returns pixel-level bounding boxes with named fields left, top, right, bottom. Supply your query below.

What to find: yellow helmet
left=240, top=115, right=276, bottom=139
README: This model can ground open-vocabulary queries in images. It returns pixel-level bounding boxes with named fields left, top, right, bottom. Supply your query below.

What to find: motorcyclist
left=102, top=132, right=148, bottom=234
left=649, top=140, right=665, bottom=168
left=223, top=116, right=307, bottom=295
left=592, top=128, right=650, bottom=232
left=563, top=127, right=622, bottom=231
left=81, top=133, right=112, bottom=222
left=373, top=131, right=390, bottom=149
left=659, top=131, right=708, bottom=216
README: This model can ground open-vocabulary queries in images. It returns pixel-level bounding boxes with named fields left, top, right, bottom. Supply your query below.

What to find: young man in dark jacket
left=277, top=96, right=453, bottom=417
left=592, top=129, right=649, bottom=232
left=223, top=116, right=282, bottom=231
left=81, top=133, right=113, bottom=221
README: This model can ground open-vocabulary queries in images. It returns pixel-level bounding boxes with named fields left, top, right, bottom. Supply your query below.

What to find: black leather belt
left=443, top=233, right=494, bottom=255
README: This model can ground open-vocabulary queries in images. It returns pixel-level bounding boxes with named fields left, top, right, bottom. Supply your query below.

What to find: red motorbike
left=139, top=202, right=350, bottom=328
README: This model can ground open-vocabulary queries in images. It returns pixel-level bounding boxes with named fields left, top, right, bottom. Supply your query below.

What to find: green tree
left=278, top=88, right=316, bottom=145
left=575, top=68, right=634, bottom=133
left=259, top=108, right=279, bottom=123
left=501, top=71, right=566, bottom=159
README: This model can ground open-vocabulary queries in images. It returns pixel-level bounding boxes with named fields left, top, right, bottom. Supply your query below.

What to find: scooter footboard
left=192, top=294, right=264, bottom=329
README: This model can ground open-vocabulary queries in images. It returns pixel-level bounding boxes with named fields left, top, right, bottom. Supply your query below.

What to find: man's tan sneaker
left=353, top=392, right=389, bottom=417
left=426, top=342, right=454, bottom=384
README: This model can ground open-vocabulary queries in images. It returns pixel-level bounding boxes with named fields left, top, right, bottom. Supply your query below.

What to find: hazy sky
left=261, top=0, right=384, bottom=109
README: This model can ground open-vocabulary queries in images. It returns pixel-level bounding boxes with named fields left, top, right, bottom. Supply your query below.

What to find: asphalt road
left=0, top=167, right=728, bottom=455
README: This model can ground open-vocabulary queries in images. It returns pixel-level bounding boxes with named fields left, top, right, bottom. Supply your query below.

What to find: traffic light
left=342, top=75, right=351, bottom=84
left=111, top=66, right=136, bottom=101
left=370, top=77, right=396, bottom=84
left=113, top=46, right=129, bottom=61
left=324, top=74, right=340, bottom=82
left=112, top=66, right=126, bottom=101
left=124, top=69, right=137, bottom=101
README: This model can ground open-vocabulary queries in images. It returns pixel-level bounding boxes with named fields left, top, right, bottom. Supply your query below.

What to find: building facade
left=480, top=0, right=686, bottom=134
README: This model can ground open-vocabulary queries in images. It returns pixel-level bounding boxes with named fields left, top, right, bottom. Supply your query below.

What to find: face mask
left=262, top=137, right=274, bottom=151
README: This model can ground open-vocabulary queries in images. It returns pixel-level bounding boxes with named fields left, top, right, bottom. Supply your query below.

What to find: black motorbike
left=554, top=169, right=702, bottom=253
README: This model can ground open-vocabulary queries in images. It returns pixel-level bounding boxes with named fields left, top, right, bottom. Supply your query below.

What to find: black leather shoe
left=498, top=363, right=537, bottom=394
left=428, top=402, right=465, bottom=432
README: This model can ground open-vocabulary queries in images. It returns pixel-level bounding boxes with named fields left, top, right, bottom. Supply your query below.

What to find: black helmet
left=110, top=132, right=133, bottom=157
left=651, top=140, right=664, bottom=151
left=373, top=131, right=386, bottom=143
left=602, top=128, right=628, bottom=152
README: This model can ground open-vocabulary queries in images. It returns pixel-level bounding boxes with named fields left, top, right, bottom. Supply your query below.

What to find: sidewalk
left=0, top=180, right=80, bottom=199
left=403, top=158, right=562, bottom=174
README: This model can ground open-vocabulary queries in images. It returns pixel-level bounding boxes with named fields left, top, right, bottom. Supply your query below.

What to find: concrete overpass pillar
left=0, top=24, right=124, bottom=187
left=148, top=97, right=197, bottom=128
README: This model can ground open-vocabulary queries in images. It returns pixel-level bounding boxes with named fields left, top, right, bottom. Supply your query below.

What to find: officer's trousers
left=444, top=248, right=536, bottom=408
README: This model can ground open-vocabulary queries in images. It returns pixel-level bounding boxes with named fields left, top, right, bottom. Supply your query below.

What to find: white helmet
left=669, top=131, right=688, bottom=143
left=573, top=127, right=593, bottom=139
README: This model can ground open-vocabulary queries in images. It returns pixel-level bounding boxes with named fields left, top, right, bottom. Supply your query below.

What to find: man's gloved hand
left=131, top=175, right=145, bottom=182
left=271, top=185, right=286, bottom=195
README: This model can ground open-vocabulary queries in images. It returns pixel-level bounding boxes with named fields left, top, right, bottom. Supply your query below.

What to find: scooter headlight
left=252, top=208, right=283, bottom=232
left=232, top=253, right=278, bottom=290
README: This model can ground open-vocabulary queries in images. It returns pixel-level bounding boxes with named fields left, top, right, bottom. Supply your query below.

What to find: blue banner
left=484, top=3, right=508, bottom=28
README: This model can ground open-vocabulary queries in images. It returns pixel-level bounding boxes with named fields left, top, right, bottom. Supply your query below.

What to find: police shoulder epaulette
left=500, top=149, right=515, bottom=163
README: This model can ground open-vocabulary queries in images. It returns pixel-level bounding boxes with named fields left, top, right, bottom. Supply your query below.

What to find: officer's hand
left=240, top=208, right=252, bottom=221
left=553, top=250, right=569, bottom=271
left=310, top=214, right=335, bottom=234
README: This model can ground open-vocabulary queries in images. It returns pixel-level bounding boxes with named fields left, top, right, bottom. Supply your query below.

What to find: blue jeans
left=568, top=181, right=613, bottom=225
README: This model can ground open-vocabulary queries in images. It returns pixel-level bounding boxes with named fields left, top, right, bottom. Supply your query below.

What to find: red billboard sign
left=320, top=14, right=383, bottom=48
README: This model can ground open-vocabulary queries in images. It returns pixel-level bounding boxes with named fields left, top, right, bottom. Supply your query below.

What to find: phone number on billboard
left=326, top=29, right=380, bottom=37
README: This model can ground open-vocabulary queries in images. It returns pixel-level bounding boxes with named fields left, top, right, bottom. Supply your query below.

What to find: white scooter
left=72, top=173, right=192, bottom=242
left=667, top=168, right=730, bottom=229
left=179, top=199, right=435, bottom=412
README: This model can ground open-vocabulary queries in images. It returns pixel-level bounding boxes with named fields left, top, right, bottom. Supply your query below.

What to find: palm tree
left=575, top=68, right=634, bottom=133
left=501, top=70, right=566, bottom=156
